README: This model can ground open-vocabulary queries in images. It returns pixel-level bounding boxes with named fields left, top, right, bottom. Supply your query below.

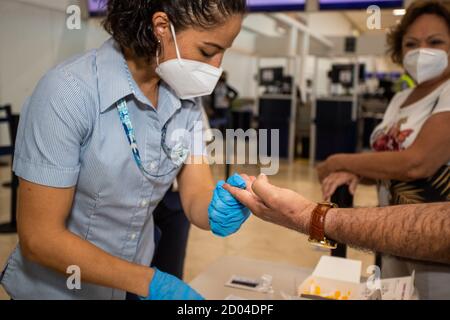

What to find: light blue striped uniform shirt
left=0, top=38, right=205, bottom=300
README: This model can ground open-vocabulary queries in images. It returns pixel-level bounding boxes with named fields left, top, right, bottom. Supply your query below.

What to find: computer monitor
left=330, top=64, right=366, bottom=87
left=281, top=76, right=293, bottom=94
left=259, top=67, right=284, bottom=87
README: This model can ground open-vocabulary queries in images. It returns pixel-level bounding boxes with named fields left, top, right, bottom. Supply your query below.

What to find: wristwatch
left=308, top=202, right=338, bottom=250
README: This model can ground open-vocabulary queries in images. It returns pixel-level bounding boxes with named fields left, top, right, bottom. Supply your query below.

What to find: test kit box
left=297, top=256, right=416, bottom=300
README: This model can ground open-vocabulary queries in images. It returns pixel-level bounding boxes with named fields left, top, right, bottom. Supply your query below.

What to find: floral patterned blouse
left=370, top=80, right=450, bottom=205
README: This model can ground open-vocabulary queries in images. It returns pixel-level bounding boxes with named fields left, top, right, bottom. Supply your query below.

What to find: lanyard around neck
left=116, top=99, right=188, bottom=178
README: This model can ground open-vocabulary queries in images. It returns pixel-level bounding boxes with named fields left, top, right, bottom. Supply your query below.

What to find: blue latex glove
left=143, top=268, right=204, bottom=300
left=208, top=173, right=251, bottom=237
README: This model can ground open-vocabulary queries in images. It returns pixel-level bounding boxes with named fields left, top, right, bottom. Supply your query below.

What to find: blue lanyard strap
left=117, top=99, right=150, bottom=174
left=117, top=99, right=189, bottom=178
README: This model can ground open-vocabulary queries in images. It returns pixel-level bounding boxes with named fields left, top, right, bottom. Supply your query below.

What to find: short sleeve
left=188, top=100, right=207, bottom=157
left=13, top=69, right=92, bottom=188
left=433, top=83, right=450, bottom=115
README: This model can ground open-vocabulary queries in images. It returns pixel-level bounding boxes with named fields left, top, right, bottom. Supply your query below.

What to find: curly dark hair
left=387, top=0, right=450, bottom=65
left=102, top=0, right=247, bottom=60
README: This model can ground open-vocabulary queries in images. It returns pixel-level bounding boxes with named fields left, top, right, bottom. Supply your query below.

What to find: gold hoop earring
left=156, top=39, right=163, bottom=65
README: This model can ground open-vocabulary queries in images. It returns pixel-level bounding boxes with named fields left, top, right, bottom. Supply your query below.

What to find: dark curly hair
left=103, top=0, right=247, bottom=60
left=387, top=0, right=450, bottom=65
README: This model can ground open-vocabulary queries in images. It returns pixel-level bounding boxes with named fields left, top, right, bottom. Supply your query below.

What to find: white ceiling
left=343, top=9, right=402, bottom=35
left=296, top=9, right=402, bottom=36
left=7, top=0, right=76, bottom=12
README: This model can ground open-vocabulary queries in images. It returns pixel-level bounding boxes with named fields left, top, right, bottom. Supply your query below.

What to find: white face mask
left=403, top=48, right=449, bottom=84
left=155, top=23, right=223, bottom=100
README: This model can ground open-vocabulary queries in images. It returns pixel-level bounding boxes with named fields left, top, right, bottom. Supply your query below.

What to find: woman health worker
left=0, top=0, right=250, bottom=300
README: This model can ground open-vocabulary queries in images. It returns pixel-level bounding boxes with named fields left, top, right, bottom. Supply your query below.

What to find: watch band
left=308, top=202, right=338, bottom=250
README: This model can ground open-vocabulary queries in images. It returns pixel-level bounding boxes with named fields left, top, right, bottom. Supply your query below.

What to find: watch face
left=310, top=242, right=328, bottom=249
left=319, top=202, right=339, bottom=208
left=308, top=238, right=338, bottom=250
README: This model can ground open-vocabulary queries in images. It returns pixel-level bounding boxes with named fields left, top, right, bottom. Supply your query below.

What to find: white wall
left=305, top=12, right=354, bottom=37
left=0, top=0, right=109, bottom=114
left=222, top=51, right=258, bottom=100
left=0, top=0, right=109, bottom=146
left=222, top=29, right=257, bottom=99
left=243, top=14, right=280, bottom=37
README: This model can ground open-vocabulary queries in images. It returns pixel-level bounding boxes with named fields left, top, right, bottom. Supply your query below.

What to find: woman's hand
left=316, top=154, right=347, bottom=182
left=208, top=174, right=252, bottom=237
left=145, top=268, right=204, bottom=300
left=316, top=156, right=339, bottom=182
left=316, top=161, right=331, bottom=182
left=223, top=174, right=317, bottom=234
left=321, top=172, right=359, bottom=202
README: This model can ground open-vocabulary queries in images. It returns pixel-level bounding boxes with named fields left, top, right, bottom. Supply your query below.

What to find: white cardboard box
left=297, top=256, right=416, bottom=300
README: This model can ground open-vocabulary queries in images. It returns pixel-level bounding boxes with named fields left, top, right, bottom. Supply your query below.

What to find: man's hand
left=223, top=174, right=317, bottom=234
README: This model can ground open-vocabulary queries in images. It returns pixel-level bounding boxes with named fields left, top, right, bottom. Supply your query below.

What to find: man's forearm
left=325, top=203, right=450, bottom=264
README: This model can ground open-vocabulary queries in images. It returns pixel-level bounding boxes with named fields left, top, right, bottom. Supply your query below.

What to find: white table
left=189, top=256, right=313, bottom=300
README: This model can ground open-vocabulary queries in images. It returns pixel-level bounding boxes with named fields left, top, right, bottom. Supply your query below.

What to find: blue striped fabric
left=0, top=38, right=206, bottom=300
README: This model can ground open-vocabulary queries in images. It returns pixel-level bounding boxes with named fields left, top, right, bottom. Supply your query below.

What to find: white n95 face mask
left=403, top=48, right=449, bottom=84
left=155, top=23, right=223, bottom=100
